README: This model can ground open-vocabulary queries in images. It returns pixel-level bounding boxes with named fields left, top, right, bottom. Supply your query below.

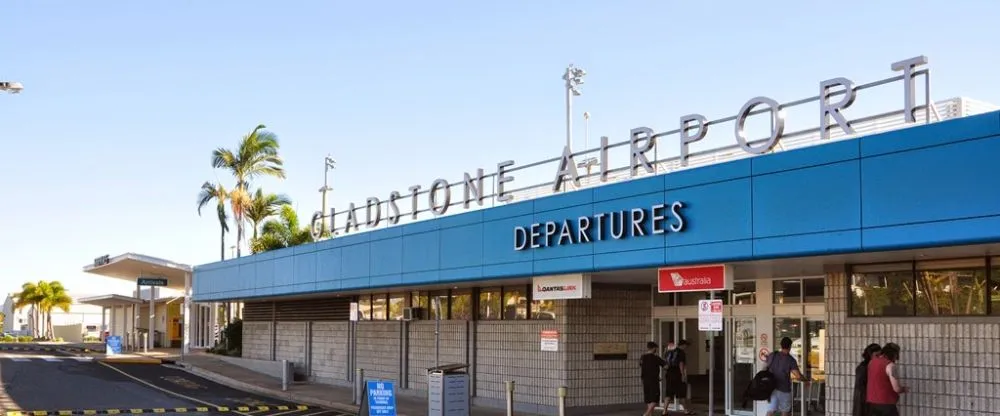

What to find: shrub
left=17, top=336, right=32, bottom=343
left=1, top=335, right=14, bottom=343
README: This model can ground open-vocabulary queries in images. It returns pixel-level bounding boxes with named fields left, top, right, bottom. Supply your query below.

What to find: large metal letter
left=408, top=185, right=421, bottom=219
left=734, top=97, right=785, bottom=155
left=429, top=179, right=451, bottom=216
left=599, top=136, right=610, bottom=182
left=463, top=168, right=485, bottom=208
left=820, top=77, right=857, bottom=140
left=388, top=191, right=402, bottom=225
left=365, top=197, right=381, bottom=228
left=345, top=203, right=359, bottom=232
left=891, top=56, right=929, bottom=123
left=513, top=227, right=528, bottom=251
left=309, top=211, right=323, bottom=240
left=553, top=145, right=581, bottom=192
left=679, top=114, right=708, bottom=166
left=630, top=127, right=656, bottom=176
left=497, top=160, right=515, bottom=203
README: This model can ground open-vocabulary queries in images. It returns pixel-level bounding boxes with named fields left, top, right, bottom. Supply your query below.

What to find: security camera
left=1, top=81, right=23, bottom=94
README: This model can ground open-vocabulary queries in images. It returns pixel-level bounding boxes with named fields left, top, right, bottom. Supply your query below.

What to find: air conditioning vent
left=402, top=308, right=414, bottom=321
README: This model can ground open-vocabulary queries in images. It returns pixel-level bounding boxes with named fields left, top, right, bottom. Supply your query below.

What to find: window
left=388, top=293, right=408, bottom=320
left=357, top=295, right=372, bottom=320
left=412, top=291, right=429, bottom=319
left=652, top=291, right=676, bottom=306
left=849, top=263, right=914, bottom=316
left=731, top=281, right=756, bottom=305
left=992, top=258, right=1000, bottom=315
left=371, top=294, right=387, bottom=320
left=773, top=280, right=802, bottom=304
left=802, top=278, right=825, bottom=303
left=429, top=291, right=449, bottom=320
left=915, top=259, right=986, bottom=316
left=503, top=286, right=528, bottom=320
left=450, top=290, right=473, bottom=320
left=479, top=288, right=501, bottom=320
left=531, top=299, right=556, bottom=320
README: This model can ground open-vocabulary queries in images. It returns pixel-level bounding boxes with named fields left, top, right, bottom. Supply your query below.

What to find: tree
left=13, top=282, right=44, bottom=338
left=211, top=124, right=286, bottom=258
left=250, top=205, right=314, bottom=254
left=244, top=188, right=292, bottom=240
left=38, top=281, right=72, bottom=339
left=197, top=181, right=230, bottom=262
left=0, top=311, right=5, bottom=329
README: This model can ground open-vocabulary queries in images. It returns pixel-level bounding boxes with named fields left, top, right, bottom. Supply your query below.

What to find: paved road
left=0, top=351, right=351, bottom=416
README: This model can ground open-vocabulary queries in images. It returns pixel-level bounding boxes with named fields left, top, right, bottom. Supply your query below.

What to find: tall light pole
left=319, top=155, right=336, bottom=238
left=577, top=111, right=598, bottom=177
left=563, top=65, right=586, bottom=151
left=0, top=81, right=24, bottom=94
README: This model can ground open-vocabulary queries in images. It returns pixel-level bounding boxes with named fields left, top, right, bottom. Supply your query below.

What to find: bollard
left=557, top=386, right=567, bottom=416
left=505, top=380, right=515, bottom=416
left=281, top=359, right=289, bottom=391
left=353, top=368, right=365, bottom=405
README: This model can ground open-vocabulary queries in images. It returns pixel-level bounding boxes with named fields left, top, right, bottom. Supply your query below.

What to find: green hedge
left=0, top=335, right=34, bottom=343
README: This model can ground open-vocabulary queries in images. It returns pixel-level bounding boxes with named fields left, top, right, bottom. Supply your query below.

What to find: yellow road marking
left=95, top=361, right=252, bottom=416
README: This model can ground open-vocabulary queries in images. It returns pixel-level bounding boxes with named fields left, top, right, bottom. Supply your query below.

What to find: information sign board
left=365, top=381, right=397, bottom=416
left=697, top=299, right=723, bottom=331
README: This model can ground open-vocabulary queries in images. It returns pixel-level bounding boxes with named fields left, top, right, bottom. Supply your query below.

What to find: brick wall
left=274, top=322, right=307, bottom=375
left=357, top=321, right=403, bottom=383
left=311, top=322, right=350, bottom=385
left=243, top=321, right=272, bottom=360
left=409, top=321, right=469, bottom=392
left=564, top=285, right=651, bottom=408
left=475, top=320, right=567, bottom=411
left=825, top=271, right=1000, bottom=416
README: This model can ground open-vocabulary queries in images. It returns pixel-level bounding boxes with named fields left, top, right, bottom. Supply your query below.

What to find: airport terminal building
left=191, top=57, right=1000, bottom=415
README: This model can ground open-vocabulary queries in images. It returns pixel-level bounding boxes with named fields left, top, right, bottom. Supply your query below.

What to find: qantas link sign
left=657, top=264, right=733, bottom=293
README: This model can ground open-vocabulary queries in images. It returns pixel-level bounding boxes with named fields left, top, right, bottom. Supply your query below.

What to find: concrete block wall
left=243, top=321, right=272, bottom=360
left=475, top=320, right=567, bottom=410
left=274, top=322, right=307, bottom=375
left=357, top=321, right=403, bottom=383
left=409, top=321, right=469, bottom=392
left=310, top=322, right=350, bottom=385
left=564, top=285, right=651, bottom=408
left=825, top=271, right=1000, bottom=416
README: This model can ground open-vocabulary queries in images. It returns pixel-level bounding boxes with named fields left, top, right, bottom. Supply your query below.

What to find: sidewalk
left=175, top=353, right=719, bottom=416
left=176, top=353, right=518, bottom=416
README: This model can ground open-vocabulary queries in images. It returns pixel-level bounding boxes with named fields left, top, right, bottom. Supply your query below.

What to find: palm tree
left=13, top=282, right=44, bottom=338
left=38, top=281, right=72, bottom=339
left=250, top=205, right=314, bottom=254
left=197, top=181, right=231, bottom=261
left=244, top=188, right=292, bottom=240
left=212, top=124, right=286, bottom=257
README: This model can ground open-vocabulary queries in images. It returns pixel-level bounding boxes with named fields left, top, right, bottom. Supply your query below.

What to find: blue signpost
left=365, top=380, right=397, bottom=416
left=105, top=335, right=122, bottom=355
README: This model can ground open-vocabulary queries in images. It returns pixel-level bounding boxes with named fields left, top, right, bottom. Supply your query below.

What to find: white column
left=209, top=302, right=218, bottom=345
left=183, top=272, right=192, bottom=355
left=148, top=287, right=155, bottom=350
left=102, top=307, right=108, bottom=338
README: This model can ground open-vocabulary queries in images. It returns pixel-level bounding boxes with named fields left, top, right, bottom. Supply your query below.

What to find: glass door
left=729, top=317, right=756, bottom=414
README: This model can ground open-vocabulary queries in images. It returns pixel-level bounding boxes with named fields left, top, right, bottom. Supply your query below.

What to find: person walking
left=663, top=340, right=693, bottom=415
left=866, top=343, right=908, bottom=416
left=641, top=341, right=667, bottom=416
left=766, top=337, right=802, bottom=416
left=853, top=343, right=882, bottom=416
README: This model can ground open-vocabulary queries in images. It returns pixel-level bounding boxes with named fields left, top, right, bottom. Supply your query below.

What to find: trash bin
left=427, top=363, right=470, bottom=416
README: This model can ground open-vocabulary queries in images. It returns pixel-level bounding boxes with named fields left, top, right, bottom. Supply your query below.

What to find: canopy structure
left=81, top=253, right=194, bottom=354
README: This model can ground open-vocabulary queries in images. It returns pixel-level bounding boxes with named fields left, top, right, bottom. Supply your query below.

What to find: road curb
left=0, top=345, right=96, bottom=353
left=176, top=362, right=361, bottom=414
left=4, top=405, right=312, bottom=416
left=95, top=357, right=163, bottom=365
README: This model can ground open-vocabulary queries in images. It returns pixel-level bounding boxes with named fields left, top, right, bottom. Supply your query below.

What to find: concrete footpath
left=175, top=353, right=522, bottom=416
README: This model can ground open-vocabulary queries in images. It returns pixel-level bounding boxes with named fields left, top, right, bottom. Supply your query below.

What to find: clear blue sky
left=3, top=0, right=1000, bottom=297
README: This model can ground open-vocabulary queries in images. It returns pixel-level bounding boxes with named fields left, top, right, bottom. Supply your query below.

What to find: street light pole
left=319, top=155, right=336, bottom=238
left=563, top=65, right=586, bottom=151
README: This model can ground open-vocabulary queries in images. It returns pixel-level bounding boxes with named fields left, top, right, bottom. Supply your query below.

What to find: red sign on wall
left=657, top=264, right=732, bottom=293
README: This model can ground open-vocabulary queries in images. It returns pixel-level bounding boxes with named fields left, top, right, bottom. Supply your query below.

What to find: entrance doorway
left=728, top=317, right=756, bottom=415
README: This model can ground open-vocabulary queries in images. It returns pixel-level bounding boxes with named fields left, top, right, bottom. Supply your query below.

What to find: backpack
left=664, top=349, right=679, bottom=367
left=741, top=353, right=778, bottom=407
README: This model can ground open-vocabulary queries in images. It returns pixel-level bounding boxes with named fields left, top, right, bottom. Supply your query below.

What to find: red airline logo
left=657, top=264, right=729, bottom=293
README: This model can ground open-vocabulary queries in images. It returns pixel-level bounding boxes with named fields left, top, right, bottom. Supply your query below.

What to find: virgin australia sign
left=514, top=201, right=686, bottom=251
left=311, top=55, right=930, bottom=239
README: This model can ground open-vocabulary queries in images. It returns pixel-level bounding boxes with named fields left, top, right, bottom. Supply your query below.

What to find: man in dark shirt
left=640, top=341, right=666, bottom=416
left=664, top=339, right=693, bottom=415
left=766, top=337, right=803, bottom=416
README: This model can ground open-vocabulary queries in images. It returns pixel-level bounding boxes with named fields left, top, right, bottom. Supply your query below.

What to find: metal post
left=281, top=359, right=289, bottom=391
left=557, top=386, right=567, bottom=416
left=354, top=368, right=364, bottom=405
left=504, top=380, right=515, bottom=416
left=565, top=75, right=573, bottom=151
left=708, top=291, right=715, bottom=416
left=434, top=296, right=441, bottom=368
